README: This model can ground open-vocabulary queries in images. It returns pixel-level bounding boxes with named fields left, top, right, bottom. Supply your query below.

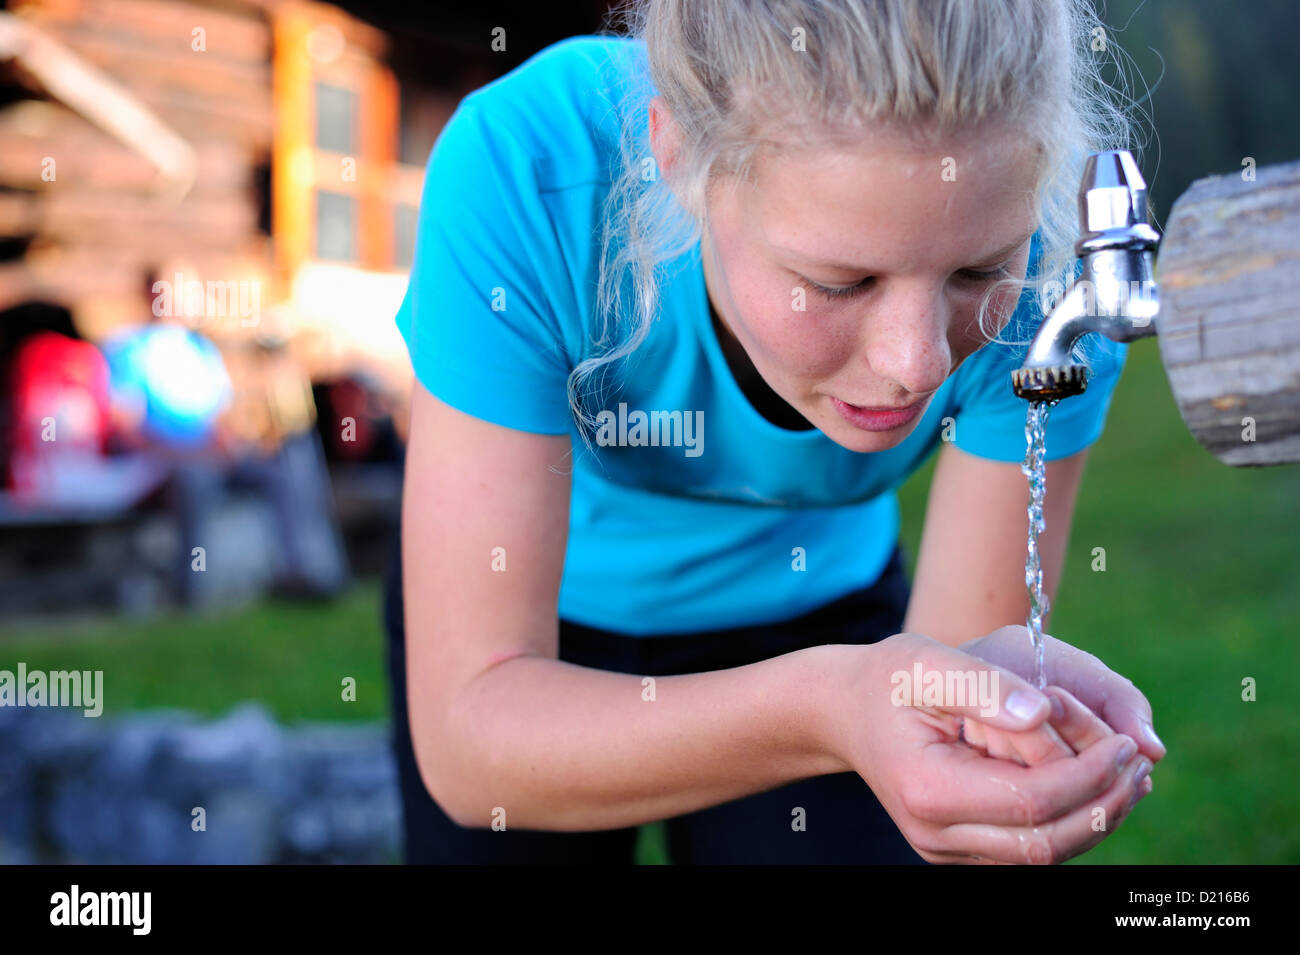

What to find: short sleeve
left=395, top=101, right=574, bottom=435
left=951, top=270, right=1129, bottom=464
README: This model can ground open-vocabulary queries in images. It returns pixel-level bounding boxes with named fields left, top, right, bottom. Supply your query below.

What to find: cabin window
left=314, top=82, right=357, bottom=155
left=274, top=11, right=421, bottom=275
left=393, top=204, right=417, bottom=269
left=316, top=191, right=357, bottom=262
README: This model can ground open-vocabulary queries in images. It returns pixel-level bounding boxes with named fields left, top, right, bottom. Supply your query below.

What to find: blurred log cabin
left=0, top=0, right=518, bottom=454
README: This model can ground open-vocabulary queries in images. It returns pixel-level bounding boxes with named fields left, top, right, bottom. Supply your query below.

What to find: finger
left=962, top=717, right=1007, bottom=760
left=1039, top=644, right=1166, bottom=763
left=941, top=754, right=1153, bottom=864
left=1000, top=719, right=1075, bottom=765
left=967, top=696, right=1080, bottom=765
left=899, top=641, right=1051, bottom=731
left=961, top=627, right=1166, bottom=763
left=917, top=732, right=1140, bottom=828
left=1097, top=694, right=1167, bottom=764
left=1043, top=685, right=1114, bottom=753
left=960, top=717, right=988, bottom=752
left=980, top=726, right=1026, bottom=764
left=969, top=721, right=1073, bottom=766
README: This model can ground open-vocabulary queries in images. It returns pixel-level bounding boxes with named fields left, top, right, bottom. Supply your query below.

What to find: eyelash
left=802, top=265, right=1012, bottom=301
left=959, top=265, right=1013, bottom=283
left=804, top=278, right=872, bottom=300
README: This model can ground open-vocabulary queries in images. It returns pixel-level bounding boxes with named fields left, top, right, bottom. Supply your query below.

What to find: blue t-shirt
left=395, top=36, right=1126, bottom=636
left=103, top=324, right=232, bottom=448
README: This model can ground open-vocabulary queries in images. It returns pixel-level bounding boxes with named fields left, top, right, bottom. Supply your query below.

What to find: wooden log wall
left=1157, top=158, right=1300, bottom=466
left=0, top=0, right=274, bottom=339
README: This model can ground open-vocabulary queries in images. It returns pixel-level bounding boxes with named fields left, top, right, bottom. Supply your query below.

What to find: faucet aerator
left=1011, top=364, right=1090, bottom=401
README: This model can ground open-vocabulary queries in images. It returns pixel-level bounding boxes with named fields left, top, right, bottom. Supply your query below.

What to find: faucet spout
left=1013, top=150, right=1161, bottom=401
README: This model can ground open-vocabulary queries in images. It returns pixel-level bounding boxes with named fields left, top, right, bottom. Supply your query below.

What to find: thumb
left=893, top=642, right=1051, bottom=731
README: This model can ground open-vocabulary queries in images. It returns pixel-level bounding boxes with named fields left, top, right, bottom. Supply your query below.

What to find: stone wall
left=0, top=702, right=401, bottom=864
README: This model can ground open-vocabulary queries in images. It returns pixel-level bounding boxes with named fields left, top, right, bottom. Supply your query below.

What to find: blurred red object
left=325, top=378, right=374, bottom=460
left=7, top=331, right=112, bottom=493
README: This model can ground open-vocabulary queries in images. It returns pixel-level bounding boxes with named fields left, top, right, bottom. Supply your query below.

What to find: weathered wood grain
left=1157, top=158, right=1300, bottom=466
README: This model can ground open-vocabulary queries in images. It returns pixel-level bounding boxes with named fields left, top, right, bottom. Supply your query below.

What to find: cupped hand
left=822, top=632, right=1151, bottom=864
left=962, top=684, right=1154, bottom=809
left=959, top=625, right=1166, bottom=765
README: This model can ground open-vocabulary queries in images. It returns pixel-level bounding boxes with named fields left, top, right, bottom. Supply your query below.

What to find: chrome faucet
left=1012, top=150, right=1161, bottom=400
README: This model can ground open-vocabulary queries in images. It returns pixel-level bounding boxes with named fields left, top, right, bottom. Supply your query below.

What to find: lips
left=842, top=400, right=921, bottom=412
left=830, top=396, right=926, bottom=432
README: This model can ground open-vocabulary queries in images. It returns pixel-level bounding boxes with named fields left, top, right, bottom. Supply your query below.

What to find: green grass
left=0, top=585, right=391, bottom=724
left=4, top=339, right=1296, bottom=863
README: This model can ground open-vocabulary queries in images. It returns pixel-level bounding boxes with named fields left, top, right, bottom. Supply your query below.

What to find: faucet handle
left=1077, top=150, right=1161, bottom=251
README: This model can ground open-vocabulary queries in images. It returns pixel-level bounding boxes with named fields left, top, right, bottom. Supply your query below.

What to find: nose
left=859, top=283, right=952, bottom=397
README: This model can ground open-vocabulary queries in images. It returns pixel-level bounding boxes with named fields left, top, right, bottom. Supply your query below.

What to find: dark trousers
left=170, top=430, right=349, bottom=606
left=383, top=531, right=925, bottom=864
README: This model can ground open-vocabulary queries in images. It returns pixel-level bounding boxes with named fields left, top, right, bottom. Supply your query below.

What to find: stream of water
left=1021, top=399, right=1057, bottom=690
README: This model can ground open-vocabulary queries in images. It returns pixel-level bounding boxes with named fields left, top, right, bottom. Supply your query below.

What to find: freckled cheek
left=949, top=285, right=1019, bottom=364
left=734, top=288, right=854, bottom=380
left=947, top=305, right=986, bottom=364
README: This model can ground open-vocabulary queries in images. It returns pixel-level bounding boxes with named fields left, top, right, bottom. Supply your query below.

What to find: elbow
left=410, top=672, right=563, bottom=831
left=410, top=710, right=486, bottom=830
left=414, top=758, right=476, bottom=830
left=414, top=702, right=565, bottom=832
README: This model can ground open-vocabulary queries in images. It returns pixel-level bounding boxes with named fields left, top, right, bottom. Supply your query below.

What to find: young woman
left=385, top=0, right=1165, bottom=864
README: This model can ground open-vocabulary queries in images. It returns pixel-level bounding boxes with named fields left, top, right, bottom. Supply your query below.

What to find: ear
left=648, top=96, right=682, bottom=177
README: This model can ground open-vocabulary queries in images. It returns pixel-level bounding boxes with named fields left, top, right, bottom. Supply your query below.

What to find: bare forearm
left=904, top=450, right=1085, bottom=646
left=422, top=645, right=850, bottom=831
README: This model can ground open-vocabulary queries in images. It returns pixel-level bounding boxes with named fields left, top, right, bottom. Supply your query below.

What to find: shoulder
left=453, top=35, right=648, bottom=189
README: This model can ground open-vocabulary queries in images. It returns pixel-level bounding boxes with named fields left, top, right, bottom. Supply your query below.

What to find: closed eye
left=957, top=265, right=1012, bottom=282
left=801, top=264, right=1011, bottom=301
left=802, top=276, right=873, bottom=300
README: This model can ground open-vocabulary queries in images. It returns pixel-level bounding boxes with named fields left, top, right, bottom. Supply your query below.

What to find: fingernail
left=1133, top=758, right=1152, bottom=787
left=1005, top=690, right=1045, bottom=722
left=1049, top=693, right=1065, bottom=721
left=1141, top=722, right=1165, bottom=751
left=1116, top=738, right=1138, bottom=770
left=1127, top=760, right=1152, bottom=811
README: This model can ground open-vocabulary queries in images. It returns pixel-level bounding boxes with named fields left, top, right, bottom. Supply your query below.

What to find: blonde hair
left=568, top=0, right=1146, bottom=437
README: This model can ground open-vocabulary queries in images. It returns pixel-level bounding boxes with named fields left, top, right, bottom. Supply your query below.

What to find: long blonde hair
left=569, top=0, right=1145, bottom=437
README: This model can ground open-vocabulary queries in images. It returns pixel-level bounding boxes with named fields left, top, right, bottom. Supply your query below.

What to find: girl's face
left=699, top=124, right=1042, bottom=453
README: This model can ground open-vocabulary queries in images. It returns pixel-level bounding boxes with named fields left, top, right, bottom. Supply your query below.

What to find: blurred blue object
left=103, top=324, right=233, bottom=448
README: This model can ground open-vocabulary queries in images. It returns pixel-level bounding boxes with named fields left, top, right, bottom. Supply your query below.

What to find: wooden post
left=1156, top=158, right=1300, bottom=466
